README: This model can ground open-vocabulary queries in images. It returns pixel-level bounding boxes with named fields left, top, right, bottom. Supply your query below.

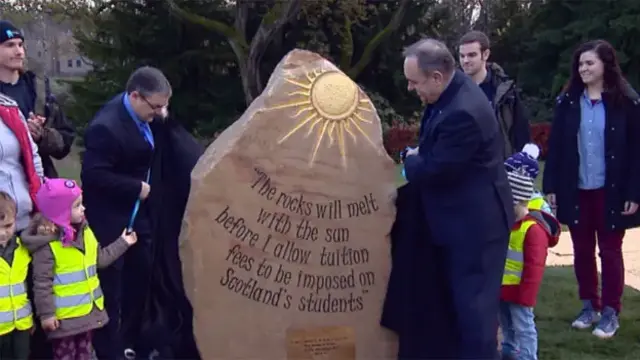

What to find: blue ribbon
left=127, top=169, right=151, bottom=233
left=400, top=146, right=415, bottom=182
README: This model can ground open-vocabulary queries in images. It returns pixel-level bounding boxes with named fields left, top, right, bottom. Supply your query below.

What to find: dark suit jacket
left=381, top=183, right=457, bottom=359
left=404, top=70, right=514, bottom=245
left=81, top=93, right=154, bottom=244
left=403, top=70, right=515, bottom=359
left=82, top=94, right=203, bottom=358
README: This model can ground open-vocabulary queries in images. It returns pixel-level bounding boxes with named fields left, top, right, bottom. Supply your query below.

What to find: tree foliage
left=65, top=0, right=245, bottom=136
left=56, top=0, right=640, bottom=139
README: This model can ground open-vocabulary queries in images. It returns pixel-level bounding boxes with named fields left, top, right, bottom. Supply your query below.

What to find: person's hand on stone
left=139, top=181, right=151, bottom=200
left=405, top=147, right=419, bottom=157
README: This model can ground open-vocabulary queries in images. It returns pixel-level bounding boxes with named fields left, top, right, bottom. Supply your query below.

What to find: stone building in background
left=19, top=16, right=92, bottom=78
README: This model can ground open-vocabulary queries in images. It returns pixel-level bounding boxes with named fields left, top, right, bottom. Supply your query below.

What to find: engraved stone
left=180, top=49, right=398, bottom=359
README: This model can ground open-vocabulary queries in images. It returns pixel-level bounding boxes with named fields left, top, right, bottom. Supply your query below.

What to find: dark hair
left=459, top=31, right=491, bottom=52
left=125, top=66, right=172, bottom=97
left=403, top=38, right=456, bottom=75
left=563, top=40, right=627, bottom=103
left=0, top=191, right=16, bottom=223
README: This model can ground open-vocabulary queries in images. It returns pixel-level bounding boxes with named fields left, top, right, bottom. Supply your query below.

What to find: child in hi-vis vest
left=21, top=178, right=137, bottom=359
left=0, top=192, right=33, bottom=360
left=500, top=147, right=561, bottom=360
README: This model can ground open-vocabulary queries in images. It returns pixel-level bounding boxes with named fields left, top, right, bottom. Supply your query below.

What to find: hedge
left=383, top=121, right=552, bottom=162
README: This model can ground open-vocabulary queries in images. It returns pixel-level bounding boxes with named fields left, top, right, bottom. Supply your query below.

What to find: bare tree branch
left=165, top=0, right=248, bottom=50
left=347, top=0, right=411, bottom=79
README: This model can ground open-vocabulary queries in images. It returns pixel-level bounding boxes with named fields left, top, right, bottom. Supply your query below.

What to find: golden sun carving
left=261, top=68, right=377, bottom=168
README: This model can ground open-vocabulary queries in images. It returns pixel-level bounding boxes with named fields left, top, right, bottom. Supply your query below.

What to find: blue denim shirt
left=122, top=93, right=154, bottom=148
left=577, top=93, right=606, bottom=189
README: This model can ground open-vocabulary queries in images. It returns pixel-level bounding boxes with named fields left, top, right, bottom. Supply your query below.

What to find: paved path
left=547, top=228, right=640, bottom=290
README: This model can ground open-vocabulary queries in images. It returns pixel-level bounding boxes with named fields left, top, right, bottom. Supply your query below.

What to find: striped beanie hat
left=505, top=143, right=540, bottom=204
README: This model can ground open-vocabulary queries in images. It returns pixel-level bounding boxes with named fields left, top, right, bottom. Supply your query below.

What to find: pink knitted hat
left=36, top=178, right=82, bottom=246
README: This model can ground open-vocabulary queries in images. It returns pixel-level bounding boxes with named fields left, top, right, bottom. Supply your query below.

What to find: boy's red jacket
left=500, top=211, right=561, bottom=307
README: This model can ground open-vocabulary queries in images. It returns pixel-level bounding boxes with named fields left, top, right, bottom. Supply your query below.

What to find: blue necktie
left=139, top=123, right=154, bottom=149
left=127, top=124, right=153, bottom=232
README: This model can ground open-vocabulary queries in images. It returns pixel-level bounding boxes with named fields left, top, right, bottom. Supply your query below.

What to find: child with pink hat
left=20, top=178, right=137, bottom=360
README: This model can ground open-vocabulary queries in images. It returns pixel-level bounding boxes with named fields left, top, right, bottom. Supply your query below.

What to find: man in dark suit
left=82, top=66, right=172, bottom=360
left=401, top=38, right=515, bottom=359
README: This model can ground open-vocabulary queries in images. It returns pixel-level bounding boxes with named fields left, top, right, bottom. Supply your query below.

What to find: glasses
left=140, top=95, right=168, bottom=112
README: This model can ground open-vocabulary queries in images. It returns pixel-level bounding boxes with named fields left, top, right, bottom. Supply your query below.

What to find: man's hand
left=28, top=112, right=46, bottom=125
left=622, top=201, right=638, bottom=215
left=139, top=181, right=151, bottom=200
left=405, top=147, right=419, bottom=157
left=27, top=119, right=43, bottom=141
left=41, top=316, right=59, bottom=332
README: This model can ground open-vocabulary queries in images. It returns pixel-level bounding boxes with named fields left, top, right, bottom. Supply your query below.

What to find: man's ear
left=432, top=71, right=444, bottom=84
left=482, top=49, right=491, bottom=62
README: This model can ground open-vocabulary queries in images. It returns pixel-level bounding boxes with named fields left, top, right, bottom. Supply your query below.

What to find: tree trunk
left=243, top=0, right=302, bottom=103
left=166, top=0, right=301, bottom=106
left=346, top=0, right=411, bottom=79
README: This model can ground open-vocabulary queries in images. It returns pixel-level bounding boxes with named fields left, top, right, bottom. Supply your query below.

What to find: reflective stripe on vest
left=502, top=220, right=537, bottom=285
left=49, top=227, right=104, bottom=320
left=0, top=238, right=33, bottom=335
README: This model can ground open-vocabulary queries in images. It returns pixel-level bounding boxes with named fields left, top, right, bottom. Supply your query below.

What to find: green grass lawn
left=53, top=145, right=82, bottom=182
left=537, top=266, right=640, bottom=359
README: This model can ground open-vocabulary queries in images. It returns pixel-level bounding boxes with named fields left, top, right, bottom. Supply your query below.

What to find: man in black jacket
left=0, top=20, right=75, bottom=178
left=82, top=66, right=173, bottom=360
left=459, top=30, right=530, bottom=158
left=400, top=38, right=514, bottom=359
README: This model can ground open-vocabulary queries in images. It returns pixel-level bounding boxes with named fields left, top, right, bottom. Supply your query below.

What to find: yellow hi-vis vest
left=528, top=197, right=545, bottom=211
left=502, top=220, right=537, bottom=285
left=49, top=227, right=104, bottom=320
left=0, top=238, right=33, bottom=335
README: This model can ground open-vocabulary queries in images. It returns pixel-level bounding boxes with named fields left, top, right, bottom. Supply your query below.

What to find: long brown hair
left=563, top=40, right=628, bottom=104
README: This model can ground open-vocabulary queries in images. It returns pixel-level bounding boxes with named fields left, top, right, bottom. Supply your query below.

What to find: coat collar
left=431, top=70, right=465, bottom=111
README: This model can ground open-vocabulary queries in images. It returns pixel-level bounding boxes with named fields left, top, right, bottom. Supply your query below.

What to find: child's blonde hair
left=0, top=191, right=16, bottom=223
left=28, top=213, right=58, bottom=236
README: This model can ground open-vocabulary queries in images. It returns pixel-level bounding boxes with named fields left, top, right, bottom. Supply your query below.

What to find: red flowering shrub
left=383, top=120, right=420, bottom=162
left=530, top=122, right=551, bottom=159
left=383, top=121, right=553, bottom=162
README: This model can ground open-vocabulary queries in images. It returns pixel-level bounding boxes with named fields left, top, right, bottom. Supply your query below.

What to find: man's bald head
left=402, top=38, right=456, bottom=104
left=402, top=38, right=456, bottom=77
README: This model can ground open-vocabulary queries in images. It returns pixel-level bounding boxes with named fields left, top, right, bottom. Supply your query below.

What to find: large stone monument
left=180, top=49, right=398, bottom=359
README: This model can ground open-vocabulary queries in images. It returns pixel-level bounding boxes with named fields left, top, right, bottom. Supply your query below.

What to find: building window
left=76, top=59, right=82, bottom=67
left=67, top=59, right=72, bottom=67
left=37, top=51, right=42, bottom=57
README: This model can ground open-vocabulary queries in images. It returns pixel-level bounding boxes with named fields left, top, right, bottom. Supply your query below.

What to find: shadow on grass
left=537, top=266, right=640, bottom=360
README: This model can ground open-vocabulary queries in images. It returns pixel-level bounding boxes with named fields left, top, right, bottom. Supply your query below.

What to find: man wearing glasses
left=81, top=66, right=171, bottom=360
